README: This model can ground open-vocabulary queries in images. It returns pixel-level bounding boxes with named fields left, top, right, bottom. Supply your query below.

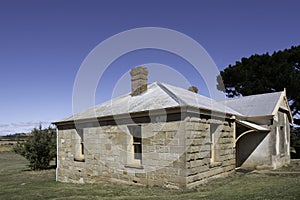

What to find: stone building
left=53, top=66, right=292, bottom=189
left=220, top=91, right=292, bottom=169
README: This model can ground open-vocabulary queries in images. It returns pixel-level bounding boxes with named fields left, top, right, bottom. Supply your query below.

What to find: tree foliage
left=291, top=127, right=300, bottom=158
left=217, top=45, right=300, bottom=125
left=14, top=125, right=56, bottom=170
left=291, top=127, right=300, bottom=147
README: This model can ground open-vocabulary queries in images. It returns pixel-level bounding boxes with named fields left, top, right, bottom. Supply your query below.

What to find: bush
left=13, top=125, right=56, bottom=170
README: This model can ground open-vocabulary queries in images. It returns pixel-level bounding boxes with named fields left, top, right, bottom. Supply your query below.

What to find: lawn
left=0, top=152, right=300, bottom=200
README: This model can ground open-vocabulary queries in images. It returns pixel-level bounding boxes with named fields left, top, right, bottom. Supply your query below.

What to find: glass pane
left=134, top=144, right=142, bottom=160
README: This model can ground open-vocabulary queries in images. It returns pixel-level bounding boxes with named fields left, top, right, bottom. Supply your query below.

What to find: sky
left=0, top=0, right=299, bottom=135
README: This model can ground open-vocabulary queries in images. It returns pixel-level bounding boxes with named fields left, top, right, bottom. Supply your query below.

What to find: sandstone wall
left=57, top=120, right=187, bottom=188
left=185, top=117, right=235, bottom=188
left=57, top=115, right=236, bottom=189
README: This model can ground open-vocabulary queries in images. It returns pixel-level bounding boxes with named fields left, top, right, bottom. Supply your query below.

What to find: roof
left=236, top=120, right=269, bottom=131
left=55, top=82, right=293, bottom=125
left=57, top=82, right=241, bottom=123
left=218, top=91, right=284, bottom=118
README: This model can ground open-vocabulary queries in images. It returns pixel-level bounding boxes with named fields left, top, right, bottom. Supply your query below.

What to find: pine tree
left=217, top=45, right=300, bottom=125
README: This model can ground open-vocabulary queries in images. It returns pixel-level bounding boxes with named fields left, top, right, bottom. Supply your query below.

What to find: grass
left=275, top=159, right=300, bottom=172
left=0, top=152, right=300, bottom=200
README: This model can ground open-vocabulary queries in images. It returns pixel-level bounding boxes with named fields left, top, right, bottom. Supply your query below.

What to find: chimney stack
left=130, top=66, right=148, bottom=96
left=188, top=86, right=198, bottom=93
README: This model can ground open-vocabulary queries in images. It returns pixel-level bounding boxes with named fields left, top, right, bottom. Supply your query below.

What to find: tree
left=217, top=45, right=300, bottom=125
left=291, top=127, right=300, bottom=158
left=14, top=125, right=56, bottom=170
left=291, top=127, right=300, bottom=147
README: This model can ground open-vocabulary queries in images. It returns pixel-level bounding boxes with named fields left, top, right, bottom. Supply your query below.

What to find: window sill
left=74, top=157, right=85, bottom=162
left=125, top=164, right=144, bottom=169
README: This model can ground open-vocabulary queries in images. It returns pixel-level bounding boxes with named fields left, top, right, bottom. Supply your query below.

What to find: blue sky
left=0, top=0, right=299, bottom=135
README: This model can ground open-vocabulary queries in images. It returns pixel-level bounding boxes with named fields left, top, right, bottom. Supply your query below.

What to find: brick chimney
left=188, top=86, right=198, bottom=93
left=130, top=66, right=148, bottom=96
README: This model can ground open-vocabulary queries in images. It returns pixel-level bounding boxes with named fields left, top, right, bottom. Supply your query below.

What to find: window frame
left=128, top=125, right=142, bottom=166
left=74, top=129, right=85, bottom=162
left=209, top=123, right=222, bottom=164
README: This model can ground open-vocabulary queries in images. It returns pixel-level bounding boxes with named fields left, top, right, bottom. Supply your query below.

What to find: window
left=280, top=126, right=285, bottom=156
left=80, top=141, right=84, bottom=155
left=128, top=125, right=142, bottom=164
left=210, top=124, right=217, bottom=162
left=133, top=132, right=142, bottom=160
left=210, top=123, right=221, bottom=164
left=74, top=129, right=85, bottom=162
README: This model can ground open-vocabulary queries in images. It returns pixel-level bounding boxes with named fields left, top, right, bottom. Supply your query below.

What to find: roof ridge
left=156, top=82, right=187, bottom=106
left=156, top=82, right=243, bottom=116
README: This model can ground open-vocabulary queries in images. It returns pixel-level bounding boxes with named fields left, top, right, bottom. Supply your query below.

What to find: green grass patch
left=0, top=152, right=300, bottom=199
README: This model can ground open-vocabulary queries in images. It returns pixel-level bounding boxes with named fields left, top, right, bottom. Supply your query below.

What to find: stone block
left=156, top=145, right=169, bottom=153
left=219, top=138, right=233, bottom=144
left=166, top=131, right=177, bottom=138
left=170, top=146, right=185, bottom=154
left=173, top=159, right=185, bottom=168
left=161, top=121, right=183, bottom=132
left=189, top=159, right=208, bottom=168
left=222, top=159, right=235, bottom=166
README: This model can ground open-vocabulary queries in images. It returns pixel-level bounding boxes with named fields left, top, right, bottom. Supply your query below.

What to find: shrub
left=14, top=125, right=56, bottom=170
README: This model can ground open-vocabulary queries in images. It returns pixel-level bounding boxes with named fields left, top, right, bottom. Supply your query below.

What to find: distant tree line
left=0, top=133, right=29, bottom=141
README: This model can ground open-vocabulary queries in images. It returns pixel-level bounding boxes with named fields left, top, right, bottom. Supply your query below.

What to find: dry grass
left=1, top=151, right=300, bottom=200
left=0, top=135, right=26, bottom=152
left=0, top=141, right=17, bottom=152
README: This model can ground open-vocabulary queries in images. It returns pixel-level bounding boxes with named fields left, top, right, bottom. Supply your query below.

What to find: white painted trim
left=271, top=90, right=293, bottom=123
left=271, top=91, right=285, bottom=117
left=284, top=114, right=290, bottom=156
left=236, top=120, right=269, bottom=131
left=276, top=126, right=280, bottom=156
left=56, top=127, right=58, bottom=182
left=234, top=130, right=256, bottom=147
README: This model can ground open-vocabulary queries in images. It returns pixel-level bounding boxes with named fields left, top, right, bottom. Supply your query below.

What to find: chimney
left=188, top=86, right=198, bottom=93
left=130, top=66, right=148, bottom=96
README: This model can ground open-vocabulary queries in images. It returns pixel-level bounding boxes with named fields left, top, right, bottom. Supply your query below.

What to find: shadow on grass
left=22, top=164, right=56, bottom=171
left=235, top=168, right=254, bottom=174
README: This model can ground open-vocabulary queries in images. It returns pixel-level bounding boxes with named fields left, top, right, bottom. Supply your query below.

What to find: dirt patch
left=252, top=160, right=300, bottom=174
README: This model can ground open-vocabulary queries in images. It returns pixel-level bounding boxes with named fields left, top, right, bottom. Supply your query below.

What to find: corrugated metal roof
left=219, top=91, right=283, bottom=117
left=58, top=82, right=241, bottom=123
left=158, top=82, right=241, bottom=115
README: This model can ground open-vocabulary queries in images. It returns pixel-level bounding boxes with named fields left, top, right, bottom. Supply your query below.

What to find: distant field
left=0, top=152, right=300, bottom=200
left=0, top=135, right=27, bottom=152
left=0, top=134, right=29, bottom=140
left=0, top=141, right=18, bottom=152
